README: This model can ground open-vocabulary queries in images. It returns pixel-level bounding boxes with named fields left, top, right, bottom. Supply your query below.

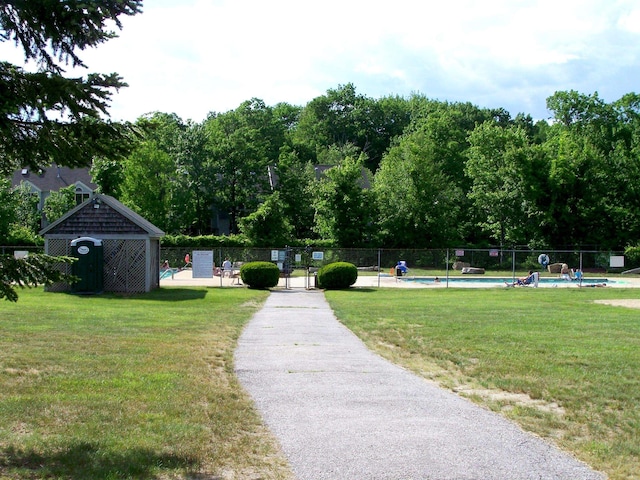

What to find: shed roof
left=40, top=194, right=165, bottom=238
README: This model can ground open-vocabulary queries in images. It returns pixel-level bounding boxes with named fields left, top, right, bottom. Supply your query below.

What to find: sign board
left=455, top=250, right=465, bottom=257
left=192, top=250, right=214, bottom=278
left=489, top=249, right=499, bottom=257
left=610, top=255, right=625, bottom=268
left=271, top=250, right=286, bottom=261
left=312, top=251, right=324, bottom=261
left=295, top=254, right=302, bottom=263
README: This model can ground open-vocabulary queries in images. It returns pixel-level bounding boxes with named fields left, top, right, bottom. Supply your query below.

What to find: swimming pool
left=160, top=268, right=179, bottom=280
left=400, top=276, right=614, bottom=287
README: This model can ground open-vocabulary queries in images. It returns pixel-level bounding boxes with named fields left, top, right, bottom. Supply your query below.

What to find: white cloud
left=2, top=0, right=639, bottom=121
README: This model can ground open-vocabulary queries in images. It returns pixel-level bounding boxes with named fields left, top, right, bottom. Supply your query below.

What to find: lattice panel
left=45, top=239, right=73, bottom=292
left=103, top=239, right=147, bottom=293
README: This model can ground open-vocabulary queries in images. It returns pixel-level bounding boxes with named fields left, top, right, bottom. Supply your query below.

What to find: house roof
left=11, top=165, right=97, bottom=192
left=40, top=194, right=165, bottom=238
left=267, top=164, right=372, bottom=190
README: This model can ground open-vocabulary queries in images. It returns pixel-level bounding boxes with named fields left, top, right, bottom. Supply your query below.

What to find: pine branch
left=0, top=253, right=76, bottom=302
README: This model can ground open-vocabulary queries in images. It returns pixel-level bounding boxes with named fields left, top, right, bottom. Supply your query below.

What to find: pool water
left=401, top=276, right=612, bottom=286
left=160, top=268, right=178, bottom=280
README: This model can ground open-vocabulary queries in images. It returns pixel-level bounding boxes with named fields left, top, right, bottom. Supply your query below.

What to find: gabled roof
left=267, top=164, right=372, bottom=190
left=11, top=165, right=97, bottom=192
left=40, top=194, right=165, bottom=238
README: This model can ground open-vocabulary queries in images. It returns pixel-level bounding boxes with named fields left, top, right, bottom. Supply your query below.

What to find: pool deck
left=160, top=269, right=640, bottom=289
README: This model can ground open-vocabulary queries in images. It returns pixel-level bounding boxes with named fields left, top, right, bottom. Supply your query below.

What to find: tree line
left=4, top=84, right=640, bottom=251
left=84, top=85, right=640, bottom=251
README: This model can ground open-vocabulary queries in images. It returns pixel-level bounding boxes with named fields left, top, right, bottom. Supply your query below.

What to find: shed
left=40, top=194, right=165, bottom=293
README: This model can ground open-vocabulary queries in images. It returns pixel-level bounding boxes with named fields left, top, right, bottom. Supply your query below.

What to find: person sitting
left=506, top=271, right=536, bottom=287
left=560, top=263, right=573, bottom=281
left=395, top=261, right=408, bottom=276
left=222, top=258, right=233, bottom=277
left=573, top=268, right=583, bottom=281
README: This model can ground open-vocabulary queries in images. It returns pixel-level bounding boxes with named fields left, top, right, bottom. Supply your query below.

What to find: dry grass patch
left=0, top=287, right=293, bottom=480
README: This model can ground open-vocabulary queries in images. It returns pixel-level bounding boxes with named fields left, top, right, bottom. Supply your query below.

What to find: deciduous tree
left=465, top=122, right=543, bottom=248
left=374, top=130, right=463, bottom=248
left=312, top=156, right=375, bottom=247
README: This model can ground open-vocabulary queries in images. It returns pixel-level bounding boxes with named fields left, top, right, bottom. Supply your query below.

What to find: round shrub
left=317, top=262, right=358, bottom=290
left=240, top=261, right=280, bottom=289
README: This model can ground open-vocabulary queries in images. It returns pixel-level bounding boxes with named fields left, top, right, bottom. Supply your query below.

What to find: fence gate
left=277, top=246, right=319, bottom=289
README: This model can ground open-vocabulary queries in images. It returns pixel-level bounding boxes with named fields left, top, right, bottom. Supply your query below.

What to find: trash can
left=70, top=237, right=103, bottom=294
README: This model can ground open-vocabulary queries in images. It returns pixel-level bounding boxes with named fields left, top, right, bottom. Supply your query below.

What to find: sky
left=3, top=0, right=640, bottom=123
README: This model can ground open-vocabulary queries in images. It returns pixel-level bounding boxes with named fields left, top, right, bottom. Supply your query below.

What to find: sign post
left=192, top=250, right=214, bottom=278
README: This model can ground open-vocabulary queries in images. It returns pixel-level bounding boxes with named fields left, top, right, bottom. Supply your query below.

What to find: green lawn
left=325, top=287, right=640, bottom=480
left=3, top=286, right=639, bottom=479
left=0, top=287, right=293, bottom=480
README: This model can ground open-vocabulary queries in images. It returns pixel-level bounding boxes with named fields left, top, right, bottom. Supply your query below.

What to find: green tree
left=0, top=179, right=40, bottom=244
left=120, top=142, right=176, bottom=231
left=0, top=178, right=16, bottom=242
left=12, top=182, right=41, bottom=240
left=172, top=122, right=217, bottom=235
left=90, top=156, right=124, bottom=197
left=374, top=130, right=463, bottom=248
left=465, top=122, right=544, bottom=248
left=312, top=156, right=374, bottom=247
left=293, top=83, right=394, bottom=171
left=205, top=100, right=282, bottom=234
left=117, top=113, right=186, bottom=233
left=42, top=184, right=76, bottom=224
left=542, top=90, right=640, bottom=248
left=273, top=147, right=316, bottom=239
left=238, top=191, right=293, bottom=247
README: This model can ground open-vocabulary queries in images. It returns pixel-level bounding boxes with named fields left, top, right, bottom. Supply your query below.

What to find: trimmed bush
left=240, top=261, right=280, bottom=289
left=317, top=262, right=358, bottom=290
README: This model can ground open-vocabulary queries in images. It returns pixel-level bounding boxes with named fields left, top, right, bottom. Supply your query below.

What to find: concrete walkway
left=234, top=290, right=604, bottom=480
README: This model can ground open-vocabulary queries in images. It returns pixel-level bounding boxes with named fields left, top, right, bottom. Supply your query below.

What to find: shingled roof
left=40, top=194, right=165, bottom=238
left=11, top=165, right=97, bottom=192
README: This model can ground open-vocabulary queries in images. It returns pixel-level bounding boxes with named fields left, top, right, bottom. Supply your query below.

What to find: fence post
left=219, top=248, right=223, bottom=287
left=377, top=248, right=381, bottom=288
left=446, top=249, right=450, bottom=288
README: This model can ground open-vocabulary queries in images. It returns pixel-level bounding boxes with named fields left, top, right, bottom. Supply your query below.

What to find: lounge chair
left=526, top=271, right=539, bottom=287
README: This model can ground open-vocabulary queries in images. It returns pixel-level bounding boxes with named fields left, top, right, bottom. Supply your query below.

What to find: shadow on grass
left=0, top=442, right=200, bottom=479
left=63, top=288, right=209, bottom=302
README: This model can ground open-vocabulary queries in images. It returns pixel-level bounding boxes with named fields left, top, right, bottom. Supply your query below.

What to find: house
left=11, top=165, right=97, bottom=211
left=267, top=164, right=372, bottom=190
left=40, top=194, right=165, bottom=294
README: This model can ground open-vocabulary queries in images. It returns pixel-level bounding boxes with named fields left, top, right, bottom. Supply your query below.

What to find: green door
left=71, top=237, right=104, bottom=294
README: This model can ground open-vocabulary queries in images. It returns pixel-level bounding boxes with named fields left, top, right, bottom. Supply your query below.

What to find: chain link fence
left=2, top=245, right=634, bottom=275
left=158, top=246, right=633, bottom=274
